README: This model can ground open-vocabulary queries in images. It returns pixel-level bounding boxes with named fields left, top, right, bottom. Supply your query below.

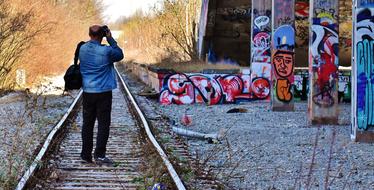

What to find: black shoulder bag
left=64, top=41, right=85, bottom=91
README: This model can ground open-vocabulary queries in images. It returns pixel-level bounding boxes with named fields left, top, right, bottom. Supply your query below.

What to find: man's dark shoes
left=80, top=156, right=93, bottom=164
left=95, top=156, right=114, bottom=166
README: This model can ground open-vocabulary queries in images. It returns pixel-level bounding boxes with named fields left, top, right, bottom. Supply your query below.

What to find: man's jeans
left=81, top=91, right=112, bottom=160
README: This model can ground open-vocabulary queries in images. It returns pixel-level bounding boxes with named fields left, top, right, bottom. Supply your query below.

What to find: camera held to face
left=101, top=25, right=109, bottom=37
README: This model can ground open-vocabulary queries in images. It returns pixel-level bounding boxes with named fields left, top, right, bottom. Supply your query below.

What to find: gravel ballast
left=160, top=103, right=374, bottom=189
left=0, top=76, right=79, bottom=188
left=121, top=63, right=374, bottom=189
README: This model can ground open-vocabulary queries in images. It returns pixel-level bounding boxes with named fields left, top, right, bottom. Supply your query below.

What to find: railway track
left=15, top=65, right=185, bottom=190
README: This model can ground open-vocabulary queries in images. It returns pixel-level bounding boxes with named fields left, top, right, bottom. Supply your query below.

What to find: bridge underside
left=198, top=0, right=352, bottom=67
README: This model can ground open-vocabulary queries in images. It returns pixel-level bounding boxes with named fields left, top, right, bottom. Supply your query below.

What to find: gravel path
left=0, top=76, right=79, bottom=188
left=120, top=64, right=374, bottom=189
left=159, top=102, right=374, bottom=189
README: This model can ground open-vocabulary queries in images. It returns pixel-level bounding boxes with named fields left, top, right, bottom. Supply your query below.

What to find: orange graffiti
left=276, top=79, right=292, bottom=102
left=273, top=50, right=294, bottom=78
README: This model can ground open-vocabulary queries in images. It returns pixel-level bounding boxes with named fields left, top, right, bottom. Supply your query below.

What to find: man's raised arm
left=107, top=37, right=124, bottom=62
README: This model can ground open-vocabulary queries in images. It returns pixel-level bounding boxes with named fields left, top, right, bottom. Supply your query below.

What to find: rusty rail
left=15, top=64, right=186, bottom=190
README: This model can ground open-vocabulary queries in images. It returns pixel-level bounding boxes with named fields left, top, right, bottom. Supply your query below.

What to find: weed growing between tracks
left=292, top=127, right=355, bottom=189
left=118, top=78, right=176, bottom=189
left=137, top=140, right=176, bottom=189
left=117, top=63, right=221, bottom=189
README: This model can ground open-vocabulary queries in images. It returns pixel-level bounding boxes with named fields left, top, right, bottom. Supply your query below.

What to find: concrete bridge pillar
left=351, top=0, right=374, bottom=142
left=308, top=0, right=340, bottom=124
left=271, top=0, right=296, bottom=111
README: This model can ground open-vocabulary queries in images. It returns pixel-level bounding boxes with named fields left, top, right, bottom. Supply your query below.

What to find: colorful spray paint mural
left=294, top=70, right=351, bottom=102
left=271, top=0, right=295, bottom=111
left=352, top=0, right=374, bottom=141
left=158, top=70, right=351, bottom=105
left=309, top=0, right=339, bottom=124
left=159, top=72, right=270, bottom=105
left=250, top=0, right=272, bottom=98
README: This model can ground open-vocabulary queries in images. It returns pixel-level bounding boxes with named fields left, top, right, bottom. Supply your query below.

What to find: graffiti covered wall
left=271, top=0, right=295, bottom=111
left=159, top=72, right=271, bottom=105
left=250, top=0, right=272, bottom=99
left=158, top=70, right=351, bottom=105
left=308, top=0, right=340, bottom=124
left=352, top=0, right=374, bottom=141
left=294, top=70, right=351, bottom=102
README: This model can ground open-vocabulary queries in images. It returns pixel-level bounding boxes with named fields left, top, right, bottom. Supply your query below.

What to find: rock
left=227, top=108, right=248, bottom=113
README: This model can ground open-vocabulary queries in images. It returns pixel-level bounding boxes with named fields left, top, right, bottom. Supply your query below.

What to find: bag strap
left=74, top=41, right=86, bottom=66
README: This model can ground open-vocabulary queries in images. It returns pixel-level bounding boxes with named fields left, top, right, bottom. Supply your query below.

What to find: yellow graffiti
left=317, top=12, right=334, bottom=20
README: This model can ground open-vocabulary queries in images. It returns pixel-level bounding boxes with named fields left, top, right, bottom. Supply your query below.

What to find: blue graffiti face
left=358, top=0, right=374, bottom=7
left=273, top=25, right=295, bottom=50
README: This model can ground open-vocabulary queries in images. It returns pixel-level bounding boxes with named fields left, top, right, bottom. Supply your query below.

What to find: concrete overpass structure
left=197, top=0, right=352, bottom=67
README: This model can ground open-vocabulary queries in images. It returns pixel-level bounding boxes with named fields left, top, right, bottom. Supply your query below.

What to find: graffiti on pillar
left=251, top=7, right=271, bottom=63
left=271, top=0, right=295, bottom=110
left=273, top=25, right=295, bottom=50
left=273, top=50, right=295, bottom=102
left=295, top=1, right=309, bottom=47
left=159, top=73, right=270, bottom=105
left=310, top=8, right=339, bottom=107
left=308, top=0, right=339, bottom=123
left=356, top=7, right=374, bottom=130
left=293, top=70, right=351, bottom=101
left=295, top=1, right=309, bottom=19
left=207, top=9, right=216, bottom=28
left=217, top=7, right=251, bottom=22
left=273, top=0, right=294, bottom=26
left=252, top=32, right=271, bottom=62
left=251, top=0, right=272, bottom=100
left=358, top=0, right=374, bottom=7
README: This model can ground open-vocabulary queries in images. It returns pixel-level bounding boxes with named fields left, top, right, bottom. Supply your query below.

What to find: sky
left=101, top=0, right=160, bottom=23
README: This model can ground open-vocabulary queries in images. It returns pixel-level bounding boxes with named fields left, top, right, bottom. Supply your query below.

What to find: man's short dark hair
left=89, top=26, right=105, bottom=38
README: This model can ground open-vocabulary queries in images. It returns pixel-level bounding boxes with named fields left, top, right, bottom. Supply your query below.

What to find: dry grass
left=0, top=88, right=46, bottom=189
left=153, top=59, right=241, bottom=73
left=118, top=0, right=201, bottom=65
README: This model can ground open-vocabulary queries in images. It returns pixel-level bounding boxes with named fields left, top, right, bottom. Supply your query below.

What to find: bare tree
left=0, top=0, right=46, bottom=90
left=155, top=0, right=199, bottom=60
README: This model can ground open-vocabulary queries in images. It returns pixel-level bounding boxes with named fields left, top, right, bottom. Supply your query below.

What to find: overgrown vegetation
left=0, top=87, right=48, bottom=189
left=119, top=0, right=201, bottom=64
left=0, top=0, right=101, bottom=91
left=0, top=0, right=102, bottom=188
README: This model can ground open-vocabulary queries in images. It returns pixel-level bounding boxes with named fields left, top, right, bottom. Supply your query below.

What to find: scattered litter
left=172, top=127, right=226, bottom=143
left=181, top=113, right=192, bottom=126
left=150, top=183, right=166, bottom=190
left=227, top=108, right=248, bottom=113
left=49, top=171, right=59, bottom=180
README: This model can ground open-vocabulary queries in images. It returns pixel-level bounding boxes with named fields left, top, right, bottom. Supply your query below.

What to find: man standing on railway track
left=79, top=25, right=124, bottom=165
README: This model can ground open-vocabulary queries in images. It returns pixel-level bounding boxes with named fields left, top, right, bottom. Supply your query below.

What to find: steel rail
left=114, top=65, right=186, bottom=190
left=16, top=65, right=186, bottom=190
left=16, top=90, right=83, bottom=190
